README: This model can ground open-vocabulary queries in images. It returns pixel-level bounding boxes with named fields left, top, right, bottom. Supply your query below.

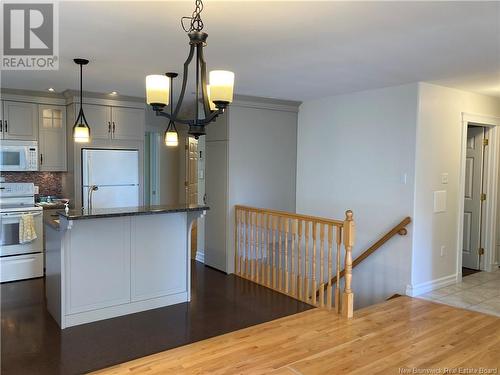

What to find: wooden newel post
left=342, top=210, right=355, bottom=318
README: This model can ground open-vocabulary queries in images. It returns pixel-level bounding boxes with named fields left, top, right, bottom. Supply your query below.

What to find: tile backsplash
left=1, top=172, right=63, bottom=196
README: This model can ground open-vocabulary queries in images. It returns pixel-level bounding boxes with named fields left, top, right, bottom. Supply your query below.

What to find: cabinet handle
left=108, top=122, right=111, bottom=133
left=112, top=122, right=115, bottom=134
left=40, top=154, right=43, bottom=165
left=0, top=120, right=2, bottom=132
left=4, top=120, right=7, bottom=133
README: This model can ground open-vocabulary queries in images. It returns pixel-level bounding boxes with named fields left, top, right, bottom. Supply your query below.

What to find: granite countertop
left=43, top=209, right=62, bottom=230
left=37, top=202, right=67, bottom=210
left=57, top=204, right=209, bottom=221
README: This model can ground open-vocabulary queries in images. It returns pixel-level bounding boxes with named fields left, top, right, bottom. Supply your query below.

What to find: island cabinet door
left=66, top=217, right=131, bottom=314
left=130, top=213, right=188, bottom=302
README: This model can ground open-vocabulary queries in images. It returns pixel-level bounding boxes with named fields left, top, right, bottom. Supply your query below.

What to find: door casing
left=462, top=126, right=486, bottom=270
left=457, top=113, right=500, bottom=276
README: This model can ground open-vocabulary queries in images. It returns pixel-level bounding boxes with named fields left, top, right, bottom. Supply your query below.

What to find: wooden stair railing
left=234, top=205, right=355, bottom=318
left=317, top=217, right=411, bottom=296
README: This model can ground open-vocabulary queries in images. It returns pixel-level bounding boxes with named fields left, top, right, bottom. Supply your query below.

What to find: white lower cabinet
left=48, top=211, right=194, bottom=328
left=66, top=217, right=131, bottom=314
left=131, top=214, right=187, bottom=301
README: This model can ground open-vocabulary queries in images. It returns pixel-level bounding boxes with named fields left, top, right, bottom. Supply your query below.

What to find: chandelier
left=145, top=0, right=235, bottom=147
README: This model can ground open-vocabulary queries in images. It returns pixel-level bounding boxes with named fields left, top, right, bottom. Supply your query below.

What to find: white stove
left=0, top=183, right=44, bottom=282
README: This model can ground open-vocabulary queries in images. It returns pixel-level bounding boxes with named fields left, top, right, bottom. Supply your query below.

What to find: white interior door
left=186, top=138, right=199, bottom=205
left=186, top=138, right=199, bottom=258
left=463, top=126, right=485, bottom=270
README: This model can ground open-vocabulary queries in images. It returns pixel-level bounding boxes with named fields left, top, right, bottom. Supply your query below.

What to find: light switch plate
left=434, top=190, right=447, bottom=213
left=440, top=245, right=446, bottom=257
left=441, top=173, right=449, bottom=184
left=34, top=185, right=39, bottom=194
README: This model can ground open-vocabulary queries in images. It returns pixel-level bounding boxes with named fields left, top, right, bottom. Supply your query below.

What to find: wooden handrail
left=234, top=205, right=344, bottom=227
left=320, top=217, right=411, bottom=291
left=235, top=205, right=355, bottom=317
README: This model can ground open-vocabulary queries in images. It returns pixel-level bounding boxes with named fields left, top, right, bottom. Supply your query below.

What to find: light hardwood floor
left=92, top=297, right=500, bottom=375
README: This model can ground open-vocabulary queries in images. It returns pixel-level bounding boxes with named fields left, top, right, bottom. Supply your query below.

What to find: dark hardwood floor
left=1, top=261, right=312, bottom=375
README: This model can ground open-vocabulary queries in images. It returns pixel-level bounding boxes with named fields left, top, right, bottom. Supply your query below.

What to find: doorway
left=462, top=125, right=487, bottom=272
left=458, top=113, right=500, bottom=277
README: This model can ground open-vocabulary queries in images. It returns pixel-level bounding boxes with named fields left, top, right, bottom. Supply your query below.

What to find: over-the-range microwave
left=0, top=140, right=38, bottom=172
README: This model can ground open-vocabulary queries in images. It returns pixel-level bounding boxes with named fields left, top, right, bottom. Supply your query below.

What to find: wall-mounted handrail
left=320, top=217, right=411, bottom=292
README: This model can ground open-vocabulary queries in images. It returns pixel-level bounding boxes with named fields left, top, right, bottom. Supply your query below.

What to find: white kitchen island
left=44, top=204, right=207, bottom=329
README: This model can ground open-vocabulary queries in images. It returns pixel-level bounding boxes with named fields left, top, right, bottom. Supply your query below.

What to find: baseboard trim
left=405, top=274, right=457, bottom=297
left=62, top=291, right=188, bottom=329
left=195, top=250, right=205, bottom=263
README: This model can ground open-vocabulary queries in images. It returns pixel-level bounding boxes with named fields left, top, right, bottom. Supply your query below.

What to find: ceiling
left=2, top=1, right=499, bottom=101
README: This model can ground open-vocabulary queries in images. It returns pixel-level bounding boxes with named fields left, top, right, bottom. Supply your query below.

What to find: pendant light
left=164, top=73, right=179, bottom=147
left=73, top=58, right=91, bottom=143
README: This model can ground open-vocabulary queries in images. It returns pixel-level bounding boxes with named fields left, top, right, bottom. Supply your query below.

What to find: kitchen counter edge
left=56, top=204, right=210, bottom=221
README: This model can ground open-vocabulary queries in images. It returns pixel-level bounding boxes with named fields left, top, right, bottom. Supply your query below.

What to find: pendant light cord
left=167, top=76, right=177, bottom=133
left=74, top=60, right=89, bottom=127
left=170, top=77, right=173, bottom=118
left=80, top=63, right=83, bottom=109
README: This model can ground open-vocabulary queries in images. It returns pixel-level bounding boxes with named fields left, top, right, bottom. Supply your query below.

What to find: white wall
left=296, top=84, right=419, bottom=308
left=204, top=98, right=299, bottom=273
left=228, top=105, right=298, bottom=212
left=226, top=103, right=299, bottom=274
left=411, top=83, right=500, bottom=290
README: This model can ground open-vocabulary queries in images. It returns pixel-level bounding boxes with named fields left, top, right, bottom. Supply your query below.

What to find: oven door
left=0, top=211, right=43, bottom=256
left=0, top=146, right=27, bottom=171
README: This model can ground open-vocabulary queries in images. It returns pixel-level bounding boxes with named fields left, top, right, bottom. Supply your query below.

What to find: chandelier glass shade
left=145, top=0, right=235, bottom=143
left=146, top=75, right=170, bottom=106
left=164, top=124, right=179, bottom=147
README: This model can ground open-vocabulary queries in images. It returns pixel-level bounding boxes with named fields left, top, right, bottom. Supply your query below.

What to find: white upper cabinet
left=111, top=107, right=145, bottom=141
left=74, top=104, right=144, bottom=141
left=39, top=105, right=67, bottom=171
left=2, top=100, right=38, bottom=140
left=78, top=104, right=112, bottom=140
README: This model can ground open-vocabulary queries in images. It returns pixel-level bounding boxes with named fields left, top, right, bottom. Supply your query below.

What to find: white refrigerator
left=82, top=149, right=140, bottom=210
